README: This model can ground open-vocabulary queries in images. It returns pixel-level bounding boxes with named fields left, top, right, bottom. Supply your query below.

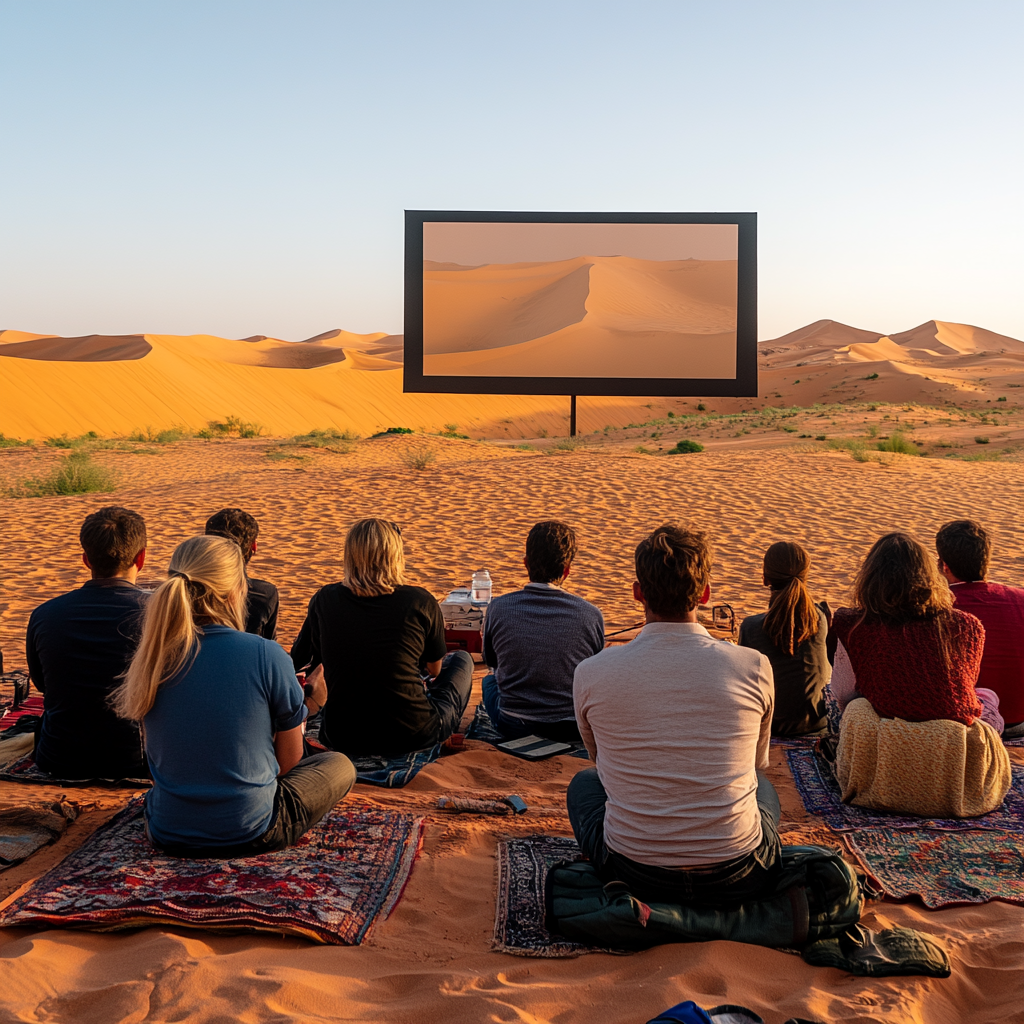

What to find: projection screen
left=404, top=211, right=756, bottom=397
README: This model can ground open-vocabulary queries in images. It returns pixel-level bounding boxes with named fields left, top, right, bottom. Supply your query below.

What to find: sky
left=423, top=222, right=738, bottom=265
left=1, top=1, right=1022, bottom=342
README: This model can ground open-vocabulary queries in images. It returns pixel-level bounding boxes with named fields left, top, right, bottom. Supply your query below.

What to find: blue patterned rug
left=845, top=828, right=1024, bottom=908
left=786, top=745, right=1024, bottom=832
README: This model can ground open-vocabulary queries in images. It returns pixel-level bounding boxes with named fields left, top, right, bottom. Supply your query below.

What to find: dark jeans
left=158, top=750, right=356, bottom=858
left=566, top=767, right=782, bottom=907
left=481, top=673, right=582, bottom=743
left=426, top=650, right=474, bottom=744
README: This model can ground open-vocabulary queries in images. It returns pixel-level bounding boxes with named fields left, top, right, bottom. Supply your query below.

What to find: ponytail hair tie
left=168, top=569, right=192, bottom=583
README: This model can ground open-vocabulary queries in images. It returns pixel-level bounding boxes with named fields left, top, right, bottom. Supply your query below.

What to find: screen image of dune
left=422, top=222, right=738, bottom=378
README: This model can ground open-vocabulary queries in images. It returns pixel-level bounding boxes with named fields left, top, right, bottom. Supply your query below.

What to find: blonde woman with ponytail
left=738, top=541, right=832, bottom=736
left=116, top=535, right=354, bottom=856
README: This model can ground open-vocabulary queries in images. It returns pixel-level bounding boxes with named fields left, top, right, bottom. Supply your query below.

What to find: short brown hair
left=635, top=525, right=711, bottom=616
left=80, top=506, right=147, bottom=578
left=525, top=521, right=578, bottom=583
left=936, top=519, right=990, bottom=582
left=205, top=508, right=259, bottom=564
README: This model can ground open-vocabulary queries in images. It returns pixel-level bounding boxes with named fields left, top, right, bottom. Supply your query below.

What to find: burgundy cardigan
left=833, top=607, right=984, bottom=725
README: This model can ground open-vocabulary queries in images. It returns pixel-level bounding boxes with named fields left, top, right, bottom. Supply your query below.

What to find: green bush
left=864, top=372, right=879, bottom=380
left=9, top=451, right=116, bottom=497
left=550, top=436, right=586, bottom=452
left=199, top=416, right=263, bottom=439
left=876, top=431, right=919, bottom=455
left=288, top=428, right=358, bottom=449
left=403, top=449, right=436, bottom=469
left=384, top=426, right=413, bottom=434
left=128, top=425, right=191, bottom=444
left=975, top=436, right=990, bottom=444
left=45, top=432, right=98, bottom=449
left=0, top=434, right=32, bottom=448
left=666, top=439, right=704, bottom=454
left=438, top=423, right=469, bottom=439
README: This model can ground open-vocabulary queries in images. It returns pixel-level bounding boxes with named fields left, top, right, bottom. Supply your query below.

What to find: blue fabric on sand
left=144, top=625, right=307, bottom=848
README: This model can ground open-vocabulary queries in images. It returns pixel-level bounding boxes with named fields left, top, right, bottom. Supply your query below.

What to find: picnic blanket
left=466, top=705, right=590, bottom=759
left=0, top=796, right=423, bottom=944
left=844, top=828, right=1024, bottom=908
left=786, top=745, right=1024, bottom=832
left=0, top=753, right=151, bottom=788
left=836, top=698, right=1011, bottom=818
left=0, top=801, right=77, bottom=870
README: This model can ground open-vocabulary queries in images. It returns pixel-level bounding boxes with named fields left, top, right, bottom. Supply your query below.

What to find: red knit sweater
left=833, top=607, right=984, bottom=725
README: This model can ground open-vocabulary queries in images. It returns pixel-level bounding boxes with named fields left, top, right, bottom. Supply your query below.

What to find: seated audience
left=291, top=518, right=473, bottom=756
left=739, top=541, right=831, bottom=737
left=830, top=532, right=1010, bottom=818
left=569, top=524, right=780, bottom=906
left=205, top=507, right=279, bottom=639
left=482, top=520, right=604, bottom=742
left=26, top=506, right=149, bottom=779
left=831, top=532, right=1001, bottom=730
left=114, top=535, right=354, bottom=855
left=936, top=519, right=1024, bottom=738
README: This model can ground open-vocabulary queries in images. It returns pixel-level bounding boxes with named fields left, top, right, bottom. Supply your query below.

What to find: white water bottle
left=471, top=569, right=492, bottom=605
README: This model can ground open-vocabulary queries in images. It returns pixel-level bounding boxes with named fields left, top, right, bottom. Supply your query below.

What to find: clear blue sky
left=2, top=1, right=1021, bottom=342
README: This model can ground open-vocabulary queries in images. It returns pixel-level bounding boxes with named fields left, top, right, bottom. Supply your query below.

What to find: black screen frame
left=404, top=209, right=757, bottom=397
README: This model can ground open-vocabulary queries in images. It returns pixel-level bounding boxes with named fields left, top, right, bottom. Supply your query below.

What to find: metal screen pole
left=569, top=395, right=577, bottom=437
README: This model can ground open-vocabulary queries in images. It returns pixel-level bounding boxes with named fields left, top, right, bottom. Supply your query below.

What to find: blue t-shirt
left=143, top=625, right=307, bottom=848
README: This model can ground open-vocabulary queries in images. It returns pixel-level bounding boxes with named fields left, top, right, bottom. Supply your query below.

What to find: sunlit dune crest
left=422, top=255, right=738, bottom=378
left=0, top=317, right=1020, bottom=439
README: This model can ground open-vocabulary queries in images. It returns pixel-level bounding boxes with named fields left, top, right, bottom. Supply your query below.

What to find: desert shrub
left=385, top=426, right=413, bottom=434
left=198, top=416, right=263, bottom=439
left=266, top=448, right=307, bottom=462
left=550, top=436, right=586, bottom=452
left=45, top=432, right=98, bottom=449
left=666, top=439, right=704, bottom=454
left=815, top=434, right=827, bottom=441
left=696, top=403, right=706, bottom=412
left=667, top=411, right=675, bottom=418
left=403, top=449, right=437, bottom=469
left=876, top=432, right=919, bottom=455
left=0, top=434, right=32, bottom=448
left=287, top=428, right=357, bottom=451
left=864, top=372, right=879, bottom=380
left=437, top=422, right=469, bottom=439
left=997, top=396, right=1007, bottom=402
left=9, top=451, right=116, bottom=497
left=128, top=425, right=191, bottom=444
left=975, top=436, right=990, bottom=444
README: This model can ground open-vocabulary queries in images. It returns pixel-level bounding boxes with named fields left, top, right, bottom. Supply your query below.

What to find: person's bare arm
left=274, top=726, right=304, bottom=777
left=425, top=659, right=443, bottom=679
left=303, top=663, right=328, bottom=714
left=756, top=656, right=774, bottom=770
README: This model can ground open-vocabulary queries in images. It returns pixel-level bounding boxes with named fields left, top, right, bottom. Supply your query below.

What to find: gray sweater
left=483, top=583, right=605, bottom=722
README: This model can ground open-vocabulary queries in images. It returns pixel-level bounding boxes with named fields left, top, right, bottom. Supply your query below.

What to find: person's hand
left=304, top=664, right=328, bottom=712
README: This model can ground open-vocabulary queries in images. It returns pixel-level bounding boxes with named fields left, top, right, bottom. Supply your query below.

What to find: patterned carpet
left=786, top=745, right=1024, bottom=832
left=845, top=828, right=1024, bottom=908
left=0, top=797, right=424, bottom=944
left=493, top=834, right=595, bottom=957
left=0, top=753, right=151, bottom=788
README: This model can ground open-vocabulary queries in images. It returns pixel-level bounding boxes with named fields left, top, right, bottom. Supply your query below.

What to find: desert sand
left=422, top=256, right=738, bottom=378
left=0, top=427, right=1023, bottom=1023
left=2, top=318, right=1021, bottom=442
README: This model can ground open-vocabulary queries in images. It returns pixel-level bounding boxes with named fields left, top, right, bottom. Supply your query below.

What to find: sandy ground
left=0, top=436, right=1023, bottom=1023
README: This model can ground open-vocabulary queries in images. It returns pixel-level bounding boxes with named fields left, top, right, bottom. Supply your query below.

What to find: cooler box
left=440, top=587, right=485, bottom=655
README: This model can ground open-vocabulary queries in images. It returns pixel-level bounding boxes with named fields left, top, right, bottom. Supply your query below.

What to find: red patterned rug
left=0, top=797, right=423, bottom=944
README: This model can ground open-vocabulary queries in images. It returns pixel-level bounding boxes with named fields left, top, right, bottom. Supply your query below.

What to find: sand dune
left=0, top=316, right=1021, bottom=442
left=423, top=256, right=738, bottom=378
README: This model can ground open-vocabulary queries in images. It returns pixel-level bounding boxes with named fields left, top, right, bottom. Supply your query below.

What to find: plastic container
left=470, top=570, right=492, bottom=605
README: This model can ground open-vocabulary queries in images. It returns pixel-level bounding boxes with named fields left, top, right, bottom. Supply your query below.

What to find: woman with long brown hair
left=115, top=535, right=354, bottom=856
left=739, top=541, right=831, bottom=736
left=831, top=532, right=997, bottom=725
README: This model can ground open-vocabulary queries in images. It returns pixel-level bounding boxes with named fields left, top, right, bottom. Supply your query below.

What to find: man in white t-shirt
left=569, top=524, right=779, bottom=905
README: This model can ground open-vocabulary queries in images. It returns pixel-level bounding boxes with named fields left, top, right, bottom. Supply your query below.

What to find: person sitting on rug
left=205, top=507, right=279, bottom=639
left=830, top=532, right=1003, bottom=732
left=481, top=520, right=604, bottom=742
left=290, top=518, right=473, bottom=757
left=568, top=524, right=780, bottom=906
left=936, top=519, right=1024, bottom=739
left=114, top=534, right=355, bottom=855
left=739, top=541, right=832, bottom=737
left=26, top=506, right=150, bottom=780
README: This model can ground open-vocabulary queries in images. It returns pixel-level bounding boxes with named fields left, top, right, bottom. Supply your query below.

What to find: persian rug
left=786, top=745, right=1024, bottom=833
left=0, top=695, right=43, bottom=733
left=467, top=705, right=590, bottom=759
left=844, top=828, right=1024, bottom=908
left=493, top=833, right=597, bottom=957
left=0, top=801, right=77, bottom=870
left=0, top=753, right=151, bottom=788
left=0, top=797, right=424, bottom=944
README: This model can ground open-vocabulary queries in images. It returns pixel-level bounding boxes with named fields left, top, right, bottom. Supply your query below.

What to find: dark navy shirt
left=245, top=576, right=279, bottom=639
left=26, top=577, right=148, bottom=779
left=143, top=625, right=307, bottom=848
